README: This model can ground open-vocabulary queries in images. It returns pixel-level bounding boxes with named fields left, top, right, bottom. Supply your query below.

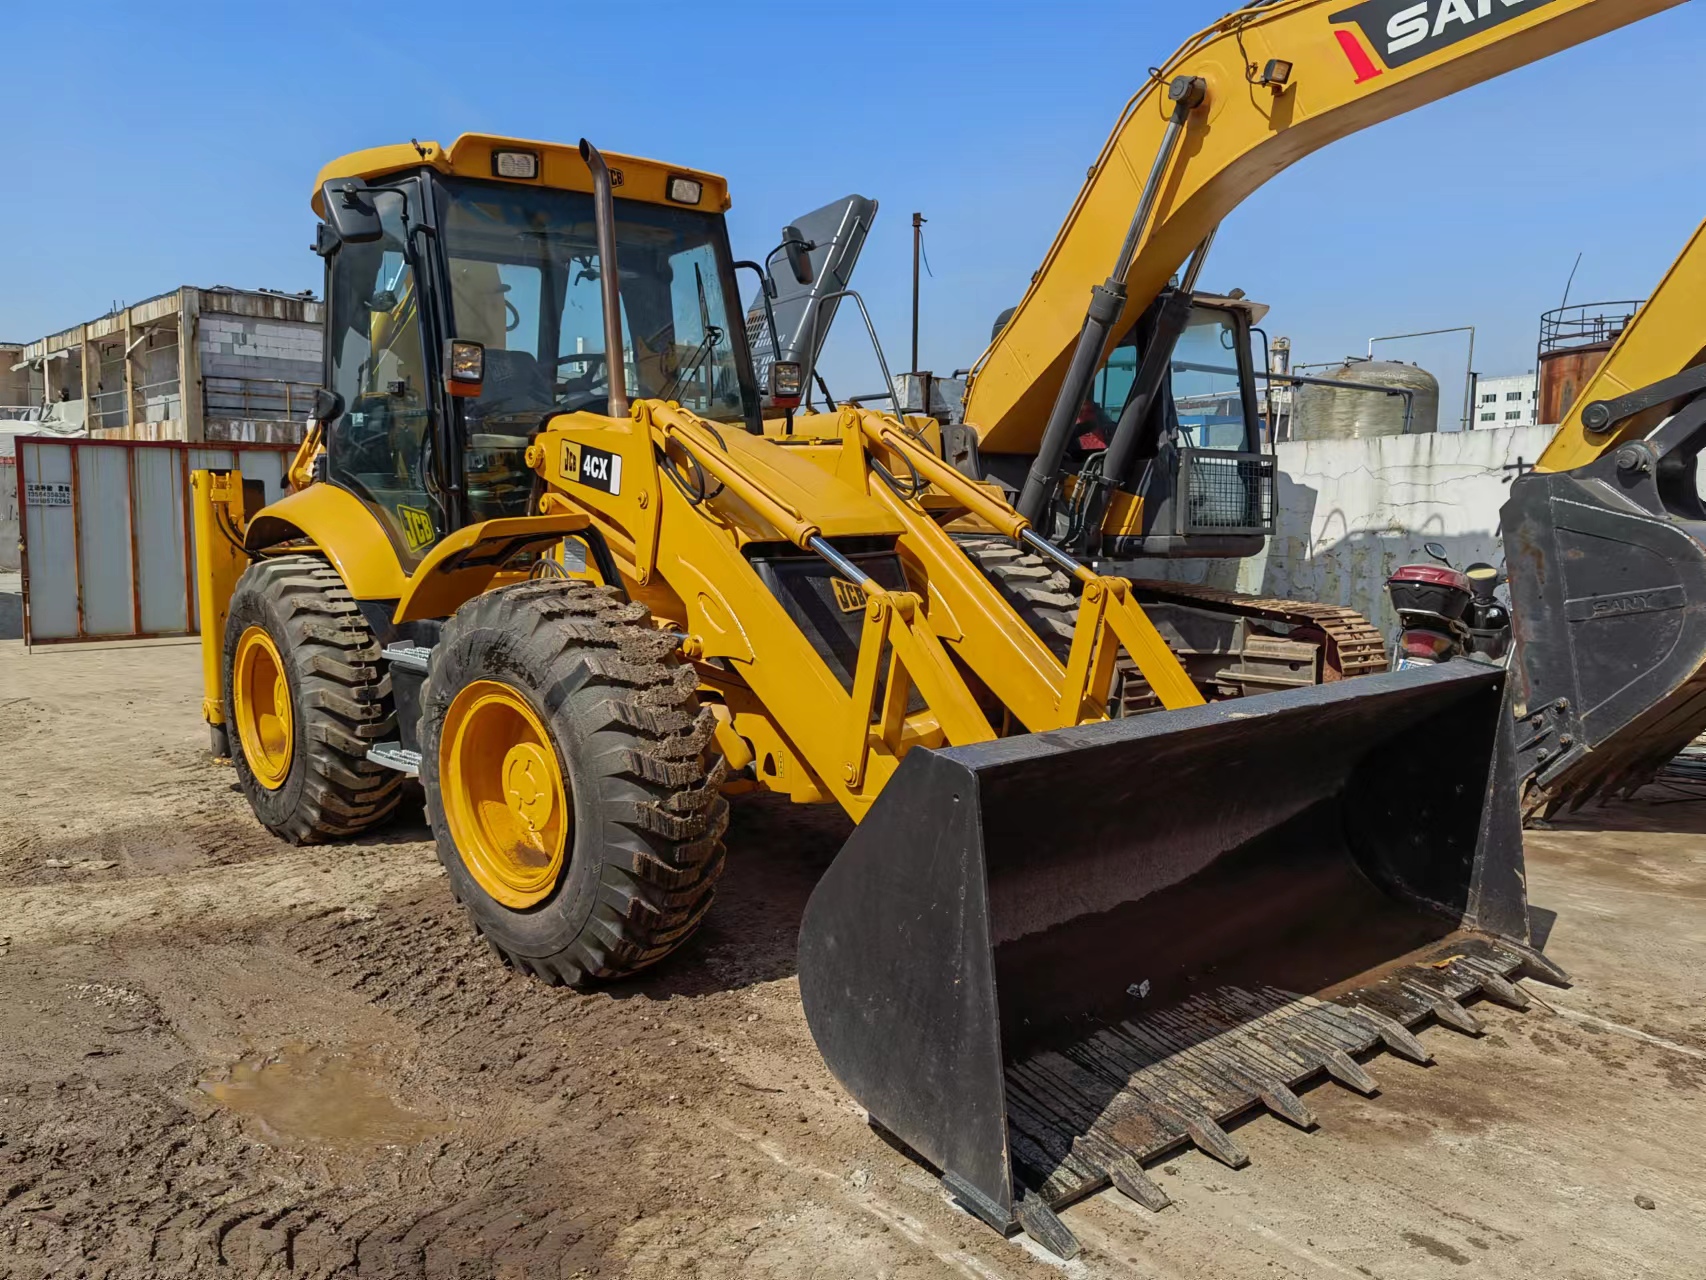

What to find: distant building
left=12, top=286, right=321, bottom=445
left=1474, top=372, right=1538, bottom=429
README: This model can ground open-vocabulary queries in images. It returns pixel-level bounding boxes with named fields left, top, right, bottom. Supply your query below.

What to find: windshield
left=437, top=177, right=755, bottom=435
left=1091, top=304, right=1251, bottom=453
left=1168, top=307, right=1250, bottom=451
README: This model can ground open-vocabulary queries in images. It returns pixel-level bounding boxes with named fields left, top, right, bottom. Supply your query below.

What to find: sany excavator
left=1505, top=216, right=1706, bottom=816
left=189, top=0, right=1681, bottom=1259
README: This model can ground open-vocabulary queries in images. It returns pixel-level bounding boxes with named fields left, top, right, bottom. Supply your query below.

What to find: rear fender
left=244, top=484, right=409, bottom=602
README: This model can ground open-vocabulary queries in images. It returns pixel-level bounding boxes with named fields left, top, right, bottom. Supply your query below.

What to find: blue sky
left=3, top=0, right=1702, bottom=428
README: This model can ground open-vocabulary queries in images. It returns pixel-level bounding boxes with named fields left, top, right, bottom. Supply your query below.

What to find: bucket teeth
left=1504, top=941, right=1571, bottom=989
left=1468, top=966, right=1531, bottom=1011
left=1254, top=1081, right=1317, bottom=1130
left=1338, top=1004, right=1434, bottom=1065
left=1403, top=982, right=1485, bottom=1036
left=1308, top=1043, right=1381, bottom=1096
left=1015, top=1191, right=1080, bottom=1261
left=1108, top=1159, right=1173, bottom=1213
left=1180, top=1112, right=1251, bottom=1169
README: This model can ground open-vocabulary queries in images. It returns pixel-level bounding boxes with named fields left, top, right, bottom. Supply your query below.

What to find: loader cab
left=312, top=136, right=760, bottom=568
left=1088, top=293, right=1276, bottom=560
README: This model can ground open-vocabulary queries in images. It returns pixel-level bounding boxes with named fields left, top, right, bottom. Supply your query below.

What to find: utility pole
left=911, top=212, right=926, bottom=374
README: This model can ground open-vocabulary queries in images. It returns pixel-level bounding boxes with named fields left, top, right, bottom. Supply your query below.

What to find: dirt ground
left=1, top=638, right=1703, bottom=1280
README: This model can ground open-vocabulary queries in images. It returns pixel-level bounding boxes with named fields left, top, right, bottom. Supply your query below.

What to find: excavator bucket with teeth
left=798, top=662, right=1562, bottom=1258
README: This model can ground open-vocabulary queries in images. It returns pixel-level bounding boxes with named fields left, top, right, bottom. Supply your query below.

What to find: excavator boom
left=965, top=0, right=1685, bottom=457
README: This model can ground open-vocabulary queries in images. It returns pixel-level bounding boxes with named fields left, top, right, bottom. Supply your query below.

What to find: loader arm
left=965, top=0, right=1684, bottom=456
left=1502, top=217, right=1706, bottom=813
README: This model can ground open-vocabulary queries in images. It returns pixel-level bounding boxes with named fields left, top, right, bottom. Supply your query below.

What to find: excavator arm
left=1503, top=218, right=1706, bottom=813
left=965, top=0, right=1684, bottom=480
left=1536, top=219, right=1706, bottom=473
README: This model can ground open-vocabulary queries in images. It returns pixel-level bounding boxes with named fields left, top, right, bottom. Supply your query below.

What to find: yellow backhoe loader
left=190, top=0, right=1682, bottom=1258
left=1504, top=217, right=1706, bottom=815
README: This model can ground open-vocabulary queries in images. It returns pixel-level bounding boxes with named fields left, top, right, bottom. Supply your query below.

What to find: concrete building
left=2, top=342, right=44, bottom=420
left=14, top=286, right=322, bottom=445
left=1474, top=372, right=1539, bottom=429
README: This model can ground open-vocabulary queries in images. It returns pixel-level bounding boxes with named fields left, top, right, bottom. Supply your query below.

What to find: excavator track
left=1126, top=579, right=1390, bottom=681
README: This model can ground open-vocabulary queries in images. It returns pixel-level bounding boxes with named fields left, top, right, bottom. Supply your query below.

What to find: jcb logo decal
left=831, top=578, right=868, bottom=614
left=396, top=503, right=436, bottom=552
left=1330, top=0, right=1554, bottom=77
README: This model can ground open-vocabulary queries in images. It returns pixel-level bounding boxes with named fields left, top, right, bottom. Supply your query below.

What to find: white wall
left=1139, top=425, right=1559, bottom=636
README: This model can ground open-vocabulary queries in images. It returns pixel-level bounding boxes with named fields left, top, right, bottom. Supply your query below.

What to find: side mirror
left=311, top=387, right=345, bottom=424
left=321, top=178, right=383, bottom=245
left=1424, top=541, right=1450, bottom=565
left=782, top=225, right=815, bottom=286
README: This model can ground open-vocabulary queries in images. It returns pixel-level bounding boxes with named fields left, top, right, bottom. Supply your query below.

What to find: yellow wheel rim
left=233, top=625, right=294, bottom=790
left=441, top=680, right=570, bottom=909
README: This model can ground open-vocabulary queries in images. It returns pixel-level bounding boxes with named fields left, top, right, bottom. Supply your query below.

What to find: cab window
left=1089, top=303, right=1253, bottom=453
left=324, top=193, right=444, bottom=562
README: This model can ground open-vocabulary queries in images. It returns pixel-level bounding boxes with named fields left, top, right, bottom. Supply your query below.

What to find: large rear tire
left=222, top=555, right=405, bottom=842
left=419, top=579, right=729, bottom=986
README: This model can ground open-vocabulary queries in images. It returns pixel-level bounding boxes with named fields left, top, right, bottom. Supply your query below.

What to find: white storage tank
left=1293, top=360, right=1440, bottom=440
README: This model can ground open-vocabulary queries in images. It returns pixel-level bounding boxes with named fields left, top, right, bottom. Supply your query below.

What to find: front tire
left=420, top=580, right=729, bottom=986
left=222, top=555, right=405, bottom=842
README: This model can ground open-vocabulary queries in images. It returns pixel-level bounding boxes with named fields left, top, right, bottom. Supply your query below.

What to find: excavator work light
left=444, top=339, right=485, bottom=397
left=667, top=175, right=703, bottom=205
left=492, top=149, right=539, bottom=179
left=769, top=360, right=803, bottom=407
left=1259, top=59, right=1293, bottom=89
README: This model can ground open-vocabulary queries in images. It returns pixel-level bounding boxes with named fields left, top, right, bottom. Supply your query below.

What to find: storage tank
left=1537, top=301, right=1642, bottom=425
left=1291, top=360, right=1440, bottom=440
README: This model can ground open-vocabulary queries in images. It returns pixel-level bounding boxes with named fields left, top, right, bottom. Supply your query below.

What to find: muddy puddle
left=200, top=1043, right=445, bottom=1149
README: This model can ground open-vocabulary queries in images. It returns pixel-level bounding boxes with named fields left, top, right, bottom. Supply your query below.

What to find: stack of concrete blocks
left=199, top=310, right=323, bottom=443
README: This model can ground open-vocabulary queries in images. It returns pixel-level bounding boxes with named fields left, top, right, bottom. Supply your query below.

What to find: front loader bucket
left=1503, top=465, right=1706, bottom=813
left=798, top=662, right=1558, bottom=1255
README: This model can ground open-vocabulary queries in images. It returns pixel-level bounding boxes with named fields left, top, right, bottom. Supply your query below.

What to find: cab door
left=320, top=182, right=449, bottom=566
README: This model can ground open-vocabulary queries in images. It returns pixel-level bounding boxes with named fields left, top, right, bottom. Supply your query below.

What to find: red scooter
left=1386, top=542, right=1511, bottom=669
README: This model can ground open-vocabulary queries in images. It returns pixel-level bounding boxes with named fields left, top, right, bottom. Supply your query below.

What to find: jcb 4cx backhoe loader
left=192, top=0, right=1680, bottom=1259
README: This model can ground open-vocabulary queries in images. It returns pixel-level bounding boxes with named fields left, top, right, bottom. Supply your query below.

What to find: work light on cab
left=666, top=175, right=702, bottom=205
left=445, top=339, right=485, bottom=397
left=492, top=149, right=538, bottom=180
left=768, top=360, right=803, bottom=409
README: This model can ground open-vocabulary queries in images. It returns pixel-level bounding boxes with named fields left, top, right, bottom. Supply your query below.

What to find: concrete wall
left=199, top=315, right=322, bottom=387
left=1137, top=424, right=1559, bottom=636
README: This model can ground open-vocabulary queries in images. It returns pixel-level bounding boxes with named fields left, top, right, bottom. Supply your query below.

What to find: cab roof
left=310, top=133, right=731, bottom=218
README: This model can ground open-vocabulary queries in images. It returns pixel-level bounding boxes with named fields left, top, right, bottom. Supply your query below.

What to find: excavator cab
left=1086, top=292, right=1277, bottom=560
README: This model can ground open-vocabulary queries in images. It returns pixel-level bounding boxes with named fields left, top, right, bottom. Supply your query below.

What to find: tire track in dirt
left=0, top=1072, right=608, bottom=1279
